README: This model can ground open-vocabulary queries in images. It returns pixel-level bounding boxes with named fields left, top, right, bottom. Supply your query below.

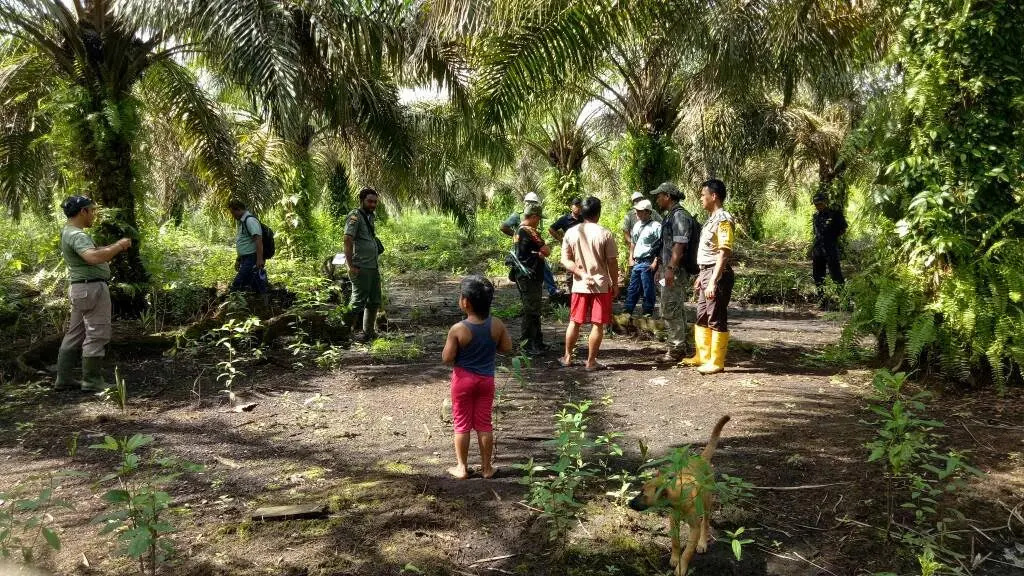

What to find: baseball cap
left=630, top=191, right=645, bottom=203
left=812, top=192, right=827, bottom=203
left=634, top=199, right=654, bottom=212
left=62, top=195, right=95, bottom=218
left=523, top=203, right=544, bottom=218
left=651, top=182, right=683, bottom=200
left=524, top=192, right=541, bottom=204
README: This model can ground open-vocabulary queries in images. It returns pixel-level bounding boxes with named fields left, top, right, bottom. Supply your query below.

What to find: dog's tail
left=700, top=415, right=731, bottom=462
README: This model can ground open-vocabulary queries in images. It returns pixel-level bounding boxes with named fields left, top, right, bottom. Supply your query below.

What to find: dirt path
left=1, top=284, right=1021, bottom=576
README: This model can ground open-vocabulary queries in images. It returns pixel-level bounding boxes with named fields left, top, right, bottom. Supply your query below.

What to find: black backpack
left=243, top=215, right=276, bottom=259
left=656, top=207, right=701, bottom=275
left=683, top=211, right=701, bottom=275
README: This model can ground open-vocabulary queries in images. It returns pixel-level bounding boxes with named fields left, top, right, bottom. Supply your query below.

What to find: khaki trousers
left=61, top=282, right=112, bottom=357
left=659, top=269, right=689, bottom=355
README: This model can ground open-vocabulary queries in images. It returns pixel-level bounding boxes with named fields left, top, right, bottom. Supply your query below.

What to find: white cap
left=634, top=199, right=654, bottom=212
left=630, top=191, right=645, bottom=202
left=524, top=192, right=541, bottom=204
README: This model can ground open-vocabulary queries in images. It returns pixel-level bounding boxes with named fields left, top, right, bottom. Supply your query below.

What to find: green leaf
left=125, top=528, right=153, bottom=559
left=731, top=538, right=742, bottom=560
left=125, top=434, right=155, bottom=453
left=89, top=436, right=120, bottom=451
left=41, top=527, right=61, bottom=551
left=102, top=489, right=131, bottom=504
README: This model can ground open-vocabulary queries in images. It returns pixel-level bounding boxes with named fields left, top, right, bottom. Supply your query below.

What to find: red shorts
left=570, top=292, right=613, bottom=325
left=450, top=366, right=495, bottom=433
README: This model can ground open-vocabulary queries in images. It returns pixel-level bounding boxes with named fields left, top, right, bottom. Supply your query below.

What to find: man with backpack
left=228, top=200, right=272, bottom=293
left=652, top=182, right=698, bottom=363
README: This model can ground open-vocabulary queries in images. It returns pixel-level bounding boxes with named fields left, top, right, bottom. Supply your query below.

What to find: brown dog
left=629, top=415, right=731, bottom=576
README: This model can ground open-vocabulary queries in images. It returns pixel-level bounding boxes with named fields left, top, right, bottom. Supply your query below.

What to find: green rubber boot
left=54, top=347, right=80, bottom=390
left=81, top=356, right=108, bottom=392
left=361, top=306, right=378, bottom=343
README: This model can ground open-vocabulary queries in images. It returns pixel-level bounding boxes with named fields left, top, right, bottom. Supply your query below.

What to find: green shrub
left=377, top=209, right=507, bottom=276
left=90, top=434, right=202, bottom=576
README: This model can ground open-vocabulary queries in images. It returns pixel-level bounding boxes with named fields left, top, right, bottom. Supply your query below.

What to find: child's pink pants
left=450, top=366, right=494, bottom=433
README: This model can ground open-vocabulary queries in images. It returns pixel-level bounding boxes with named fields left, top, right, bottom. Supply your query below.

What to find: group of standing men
left=507, top=179, right=735, bottom=375
left=52, top=179, right=843, bottom=391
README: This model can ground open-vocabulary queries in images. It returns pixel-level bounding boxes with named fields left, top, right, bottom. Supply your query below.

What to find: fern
left=905, top=313, right=937, bottom=366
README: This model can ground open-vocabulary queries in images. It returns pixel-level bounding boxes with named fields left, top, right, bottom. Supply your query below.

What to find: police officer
left=652, top=182, right=694, bottom=363
left=811, top=192, right=847, bottom=308
left=344, top=187, right=384, bottom=343
left=685, top=179, right=735, bottom=375
left=54, top=196, right=132, bottom=391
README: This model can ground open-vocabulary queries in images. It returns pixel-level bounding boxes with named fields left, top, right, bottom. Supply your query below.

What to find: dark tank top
left=455, top=318, right=497, bottom=376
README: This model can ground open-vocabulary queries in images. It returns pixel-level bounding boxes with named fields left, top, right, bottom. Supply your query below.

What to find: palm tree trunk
left=77, top=93, right=149, bottom=314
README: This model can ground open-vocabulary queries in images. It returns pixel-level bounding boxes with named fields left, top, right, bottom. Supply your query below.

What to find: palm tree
left=518, top=96, right=606, bottom=206
left=592, top=34, right=689, bottom=194
left=0, top=0, right=291, bottom=293
left=0, top=0, right=473, bottom=289
left=473, top=0, right=889, bottom=193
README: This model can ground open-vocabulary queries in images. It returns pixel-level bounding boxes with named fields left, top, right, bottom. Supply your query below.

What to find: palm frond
left=474, top=0, right=636, bottom=128
left=139, top=59, right=237, bottom=191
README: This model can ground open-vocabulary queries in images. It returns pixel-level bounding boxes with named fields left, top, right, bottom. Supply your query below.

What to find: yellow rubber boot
left=679, top=325, right=711, bottom=367
left=697, top=330, right=729, bottom=375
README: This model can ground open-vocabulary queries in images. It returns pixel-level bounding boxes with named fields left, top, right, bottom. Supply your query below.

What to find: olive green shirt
left=344, top=208, right=379, bottom=269
left=60, top=225, right=111, bottom=282
left=235, top=211, right=263, bottom=256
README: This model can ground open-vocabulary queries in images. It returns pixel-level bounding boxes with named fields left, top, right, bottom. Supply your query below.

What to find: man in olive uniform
left=652, top=182, right=694, bottom=363
left=345, top=188, right=384, bottom=343
left=682, top=179, right=735, bottom=375
left=514, top=204, right=551, bottom=355
left=811, top=192, right=848, bottom=308
left=501, top=192, right=560, bottom=297
left=54, top=196, right=133, bottom=391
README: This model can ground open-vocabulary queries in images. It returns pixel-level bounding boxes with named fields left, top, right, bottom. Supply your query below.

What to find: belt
left=634, top=256, right=655, bottom=263
left=699, top=264, right=715, bottom=270
left=70, top=278, right=108, bottom=285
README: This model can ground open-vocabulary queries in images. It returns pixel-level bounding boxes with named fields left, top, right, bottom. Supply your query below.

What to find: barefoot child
left=441, top=275, right=513, bottom=479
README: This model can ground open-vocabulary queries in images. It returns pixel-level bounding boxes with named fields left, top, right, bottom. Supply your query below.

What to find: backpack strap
left=242, top=214, right=260, bottom=237
left=358, top=209, right=377, bottom=238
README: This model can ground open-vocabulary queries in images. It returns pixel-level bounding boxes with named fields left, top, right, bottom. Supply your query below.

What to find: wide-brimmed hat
left=634, top=199, right=654, bottom=212
left=651, top=182, right=683, bottom=200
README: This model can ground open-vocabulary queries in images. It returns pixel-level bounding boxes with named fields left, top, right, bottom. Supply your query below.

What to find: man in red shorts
left=558, top=196, right=619, bottom=370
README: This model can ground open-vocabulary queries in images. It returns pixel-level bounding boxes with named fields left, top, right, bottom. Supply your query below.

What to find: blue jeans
left=231, top=254, right=268, bottom=293
left=543, top=263, right=558, bottom=295
left=624, top=260, right=656, bottom=314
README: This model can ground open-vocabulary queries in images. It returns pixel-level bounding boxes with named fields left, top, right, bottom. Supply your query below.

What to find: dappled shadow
left=0, top=295, right=1021, bottom=576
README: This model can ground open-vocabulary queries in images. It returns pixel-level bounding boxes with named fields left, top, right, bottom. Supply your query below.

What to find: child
left=441, top=275, right=513, bottom=479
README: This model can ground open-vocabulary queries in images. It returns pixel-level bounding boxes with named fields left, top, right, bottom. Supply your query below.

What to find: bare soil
left=1, top=280, right=1022, bottom=576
